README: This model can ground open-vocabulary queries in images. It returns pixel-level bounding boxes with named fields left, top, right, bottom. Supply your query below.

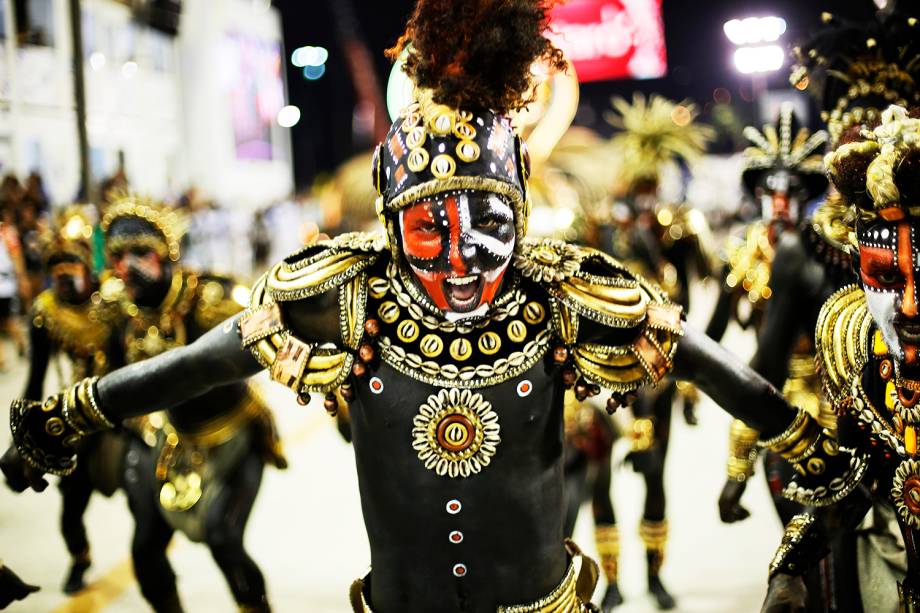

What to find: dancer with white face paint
left=399, top=191, right=515, bottom=320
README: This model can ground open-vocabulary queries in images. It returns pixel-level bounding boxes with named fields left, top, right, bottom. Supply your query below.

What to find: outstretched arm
left=8, top=314, right=262, bottom=478
left=96, top=313, right=261, bottom=420
left=672, top=322, right=797, bottom=438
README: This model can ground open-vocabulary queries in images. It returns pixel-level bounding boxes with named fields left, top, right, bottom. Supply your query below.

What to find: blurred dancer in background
left=0, top=207, right=125, bottom=594
left=99, top=194, right=285, bottom=612
left=594, top=94, right=714, bottom=610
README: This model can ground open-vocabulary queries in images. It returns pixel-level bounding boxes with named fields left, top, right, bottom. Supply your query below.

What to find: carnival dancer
left=11, top=3, right=808, bottom=612
left=99, top=195, right=284, bottom=612
left=562, top=391, right=622, bottom=611
left=587, top=93, right=715, bottom=610
left=0, top=208, right=125, bottom=594
left=705, top=104, right=836, bottom=526
left=760, top=103, right=920, bottom=611
left=753, top=5, right=920, bottom=610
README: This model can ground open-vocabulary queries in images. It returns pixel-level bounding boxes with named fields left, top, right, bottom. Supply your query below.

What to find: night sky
left=274, top=0, right=879, bottom=190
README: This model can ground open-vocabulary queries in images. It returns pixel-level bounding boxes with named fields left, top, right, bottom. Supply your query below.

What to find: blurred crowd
left=0, top=168, right=336, bottom=371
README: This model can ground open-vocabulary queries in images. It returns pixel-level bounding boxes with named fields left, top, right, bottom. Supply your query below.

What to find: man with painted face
left=398, top=190, right=516, bottom=318
left=91, top=196, right=284, bottom=612
left=703, top=105, right=842, bottom=526
left=9, top=2, right=810, bottom=612
left=0, top=208, right=125, bottom=594
left=758, top=104, right=920, bottom=612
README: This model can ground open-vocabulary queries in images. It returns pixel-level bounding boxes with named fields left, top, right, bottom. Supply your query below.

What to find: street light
left=723, top=16, right=786, bottom=45
left=277, top=105, right=301, bottom=128
left=724, top=16, right=787, bottom=75
left=733, top=45, right=784, bottom=74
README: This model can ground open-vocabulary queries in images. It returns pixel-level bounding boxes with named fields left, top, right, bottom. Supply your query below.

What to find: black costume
left=757, top=5, right=920, bottom=610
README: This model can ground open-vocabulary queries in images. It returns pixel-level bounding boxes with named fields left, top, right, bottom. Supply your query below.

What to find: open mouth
left=442, top=274, right=484, bottom=313
left=896, top=320, right=920, bottom=345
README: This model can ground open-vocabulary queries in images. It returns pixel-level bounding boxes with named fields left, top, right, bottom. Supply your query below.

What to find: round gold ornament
left=420, top=334, right=444, bottom=357
left=892, top=459, right=920, bottom=528
left=478, top=332, right=501, bottom=355
left=411, top=388, right=501, bottom=478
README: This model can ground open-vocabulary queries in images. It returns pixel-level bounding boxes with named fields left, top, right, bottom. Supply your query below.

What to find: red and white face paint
left=859, top=217, right=920, bottom=369
left=399, top=190, right=515, bottom=319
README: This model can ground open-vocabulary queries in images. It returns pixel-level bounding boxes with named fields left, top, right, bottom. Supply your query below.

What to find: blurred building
left=0, top=0, right=293, bottom=208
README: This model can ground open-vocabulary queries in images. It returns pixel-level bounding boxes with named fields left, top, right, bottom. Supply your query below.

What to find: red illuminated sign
left=548, top=0, right=667, bottom=82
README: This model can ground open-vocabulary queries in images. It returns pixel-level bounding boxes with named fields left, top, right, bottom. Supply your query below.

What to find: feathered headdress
left=820, top=104, right=920, bottom=250
left=741, top=102, right=828, bottom=201
left=605, top=94, right=714, bottom=191
left=789, top=3, right=920, bottom=147
left=373, top=0, right=567, bottom=254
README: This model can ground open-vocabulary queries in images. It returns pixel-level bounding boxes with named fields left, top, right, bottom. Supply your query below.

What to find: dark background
left=273, top=0, right=880, bottom=190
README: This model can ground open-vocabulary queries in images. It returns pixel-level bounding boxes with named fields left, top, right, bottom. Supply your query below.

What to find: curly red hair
left=386, top=0, right=567, bottom=113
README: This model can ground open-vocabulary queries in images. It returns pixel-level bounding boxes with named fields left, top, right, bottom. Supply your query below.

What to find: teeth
left=446, top=275, right=478, bottom=286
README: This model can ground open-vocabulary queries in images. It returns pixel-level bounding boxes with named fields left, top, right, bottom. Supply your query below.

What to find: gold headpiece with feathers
left=606, top=94, right=714, bottom=191
left=789, top=7, right=920, bottom=148
left=741, top=102, right=828, bottom=200
left=101, top=191, right=184, bottom=261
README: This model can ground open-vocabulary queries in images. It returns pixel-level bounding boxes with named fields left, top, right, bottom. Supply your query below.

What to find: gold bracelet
left=79, top=377, right=114, bottom=429
left=758, top=409, right=809, bottom=449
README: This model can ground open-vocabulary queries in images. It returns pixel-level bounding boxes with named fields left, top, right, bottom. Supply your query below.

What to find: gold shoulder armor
left=264, top=232, right=385, bottom=302
left=32, top=289, right=118, bottom=359
left=239, top=236, right=379, bottom=396
left=516, top=238, right=683, bottom=392
left=815, top=284, right=871, bottom=409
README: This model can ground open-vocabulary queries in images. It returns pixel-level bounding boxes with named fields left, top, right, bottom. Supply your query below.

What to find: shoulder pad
left=516, top=238, right=677, bottom=329
left=262, top=232, right=385, bottom=302
left=516, top=238, right=682, bottom=392
left=815, top=284, right=871, bottom=409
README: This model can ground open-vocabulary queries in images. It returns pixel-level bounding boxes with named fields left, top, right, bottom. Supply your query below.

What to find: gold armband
left=759, top=409, right=821, bottom=462
left=727, top=419, right=760, bottom=482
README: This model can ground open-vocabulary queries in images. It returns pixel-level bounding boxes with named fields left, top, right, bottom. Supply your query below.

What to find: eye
left=413, top=221, right=438, bottom=233
left=876, top=271, right=903, bottom=285
left=474, top=216, right=500, bottom=231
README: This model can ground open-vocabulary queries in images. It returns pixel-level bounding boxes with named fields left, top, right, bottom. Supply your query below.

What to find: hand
left=9, top=379, right=112, bottom=478
left=0, top=563, right=40, bottom=609
left=0, top=446, right=48, bottom=493
left=718, top=478, right=750, bottom=523
left=762, top=573, right=806, bottom=613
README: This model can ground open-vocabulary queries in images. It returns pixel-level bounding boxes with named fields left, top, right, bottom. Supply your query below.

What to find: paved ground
left=0, top=281, right=782, bottom=612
